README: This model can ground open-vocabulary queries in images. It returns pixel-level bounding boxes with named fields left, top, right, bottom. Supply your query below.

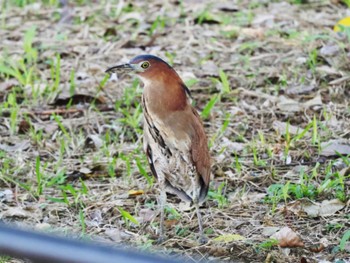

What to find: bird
left=106, top=55, right=211, bottom=243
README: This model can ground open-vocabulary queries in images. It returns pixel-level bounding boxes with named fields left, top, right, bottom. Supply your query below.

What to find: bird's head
left=106, top=54, right=192, bottom=112
left=105, top=54, right=174, bottom=82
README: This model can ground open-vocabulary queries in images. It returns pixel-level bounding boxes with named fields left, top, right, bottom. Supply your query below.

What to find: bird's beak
left=105, top=63, right=134, bottom=73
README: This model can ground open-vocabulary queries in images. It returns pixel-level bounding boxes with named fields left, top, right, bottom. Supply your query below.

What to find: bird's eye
left=141, top=61, right=150, bottom=69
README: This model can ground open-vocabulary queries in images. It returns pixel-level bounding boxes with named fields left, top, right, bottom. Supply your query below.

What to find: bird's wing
left=190, top=107, right=211, bottom=202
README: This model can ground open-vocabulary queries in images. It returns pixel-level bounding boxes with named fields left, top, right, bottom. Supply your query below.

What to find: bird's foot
left=198, top=235, right=208, bottom=245
left=156, top=235, right=167, bottom=244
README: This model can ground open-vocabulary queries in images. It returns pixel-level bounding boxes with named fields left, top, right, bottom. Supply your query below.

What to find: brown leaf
left=18, top=119, right=32, bottom=134
left=164, top=219, right=179, bottom=228
left=272, top=227, right=304, bottom=248
left=128, top=189, right=145, bottom=197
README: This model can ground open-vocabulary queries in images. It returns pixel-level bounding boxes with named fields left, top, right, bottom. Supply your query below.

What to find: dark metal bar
left=0, top=223, right=180, bottom=263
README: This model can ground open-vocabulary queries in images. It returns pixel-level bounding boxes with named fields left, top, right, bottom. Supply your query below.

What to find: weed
left=339, top=230, right=350, bottom=251
left=118, top=207, right=139, bottom=228
left=175, top=225, right=189, bottom=237
left=201, top=94, right=219, bottom=120
left=135, top=156, right=153, bottom=186
left=208, top=181, right=228, bottom=208
left=79, top=208, right=86, bottom=235
left=35, top=156, right=44, bottom=196
left=165, top=206, right=181, bottom=220
left=258, top=238, right=278, bottom=249
left=218, top=69, right=230, bottom=94
left=0, top=256, right=12, bottom=263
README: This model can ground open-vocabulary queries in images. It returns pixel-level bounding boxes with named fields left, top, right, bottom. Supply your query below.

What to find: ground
left=0, top=0, right=349, bottom=262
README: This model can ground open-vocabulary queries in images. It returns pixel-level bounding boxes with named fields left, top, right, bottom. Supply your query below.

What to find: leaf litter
left=0, top=1, right=350, bottom=263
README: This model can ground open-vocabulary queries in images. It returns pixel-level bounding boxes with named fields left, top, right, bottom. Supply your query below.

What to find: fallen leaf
left=303, top=92, right=323, bottom=109
left=138, top=208, right=157, bottom=223
left=0, top=189, right=14, bottom=202
left=262, top=227, right=280, bottom=237
left=285, top=83, right=317, bottom=95
left=321, top=139, right=350, bottom=156
left=273, top=120, right=309, bottom=136
left=0, top=140, right=31, bottom=152
left=18, top=119, right=32, bottom=134
left=128, top=189, right=145, bottom=197
left=2, top=207, right=31, bottom=218
left=319, top=45, right=340, bottom=57
left=213, top=234, right=245, bottom=243
left=302, top=199, right=345, bottom=217
left=79, top=167, right=92, bottom=174
left=164, top=219, right=179, bottom=228
left=271, top=227, right=304, bottom=248
left=104, top=228, right=123, bottom=242
left=277, top=96, right=301, bottom=112
left=85, top=134, right=104, bottom=149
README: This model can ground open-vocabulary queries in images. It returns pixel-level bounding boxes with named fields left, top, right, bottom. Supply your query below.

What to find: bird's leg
left=157, top=187, right=167, bottom=244
left=194, top=201, right=208, bottom=244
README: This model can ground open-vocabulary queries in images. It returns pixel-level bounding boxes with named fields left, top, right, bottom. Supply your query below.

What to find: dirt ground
left=0, top=1, right=349, bottom=262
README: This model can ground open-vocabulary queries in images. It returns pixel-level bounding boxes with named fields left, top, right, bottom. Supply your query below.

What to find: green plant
left=0, top=255, right=12, bottom=263
left=118, top=207, right=139, bottom=228
left=7, top=91, right=19, bottom=135
left=52, top=114, right=71, bottom=140
left=135, top=156, right=153, bottom=186
left=252, top=144, right=266, bottom=167
left=175, top=225, right=189, bottom=237
left=218, top=69, right=230, bottom=94
left=306, top=49, right=318, bottom=73
left=208, top=181, right=228, bottom=208
left=35, top=156, right=44, bottom=196
left=165, top=206, right=181, bottom=220
left=201, top=94, right=219, bottom=120
left=339, top=230, right=350, bottom=251
left=258, top=238, right=278, bottom=249
left=79, top=208, right=86, bottom=235
left=149, top=15, right=166, bottom=36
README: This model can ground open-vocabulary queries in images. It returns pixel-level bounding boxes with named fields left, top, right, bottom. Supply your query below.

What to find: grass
left=0, top=1, right=349, bottom=262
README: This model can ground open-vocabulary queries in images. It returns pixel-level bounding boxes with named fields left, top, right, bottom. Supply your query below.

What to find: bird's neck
left=141, top=74, right=188, bottom=119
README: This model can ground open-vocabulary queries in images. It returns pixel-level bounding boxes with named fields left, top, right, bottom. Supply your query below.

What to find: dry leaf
left=0, top=189, right=14, bottom=202
left=321, top=139, right=350, bottom=156
left=164, top=219, right=179, bottom=228
left=272, top=120, right=309, bottom=136
left=85, top=135, right=103, bottom=149
left=277, top=96, right=301, bottom=112
left=272, top=227, right=304, bottom=248
left=0, top=140, right=31, bottom=152
left=213, top=234, right=246, bottom=243
left=2, top=207, right=31, bottom=218
left=138, top=208, right=157, bottom=223
left=302, top=199, right=345, bottom=217
left=128, top=189, right=145, bottom=197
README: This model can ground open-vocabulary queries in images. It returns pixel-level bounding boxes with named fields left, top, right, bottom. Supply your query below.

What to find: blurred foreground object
left=0, top=223, right=180, bottom=263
